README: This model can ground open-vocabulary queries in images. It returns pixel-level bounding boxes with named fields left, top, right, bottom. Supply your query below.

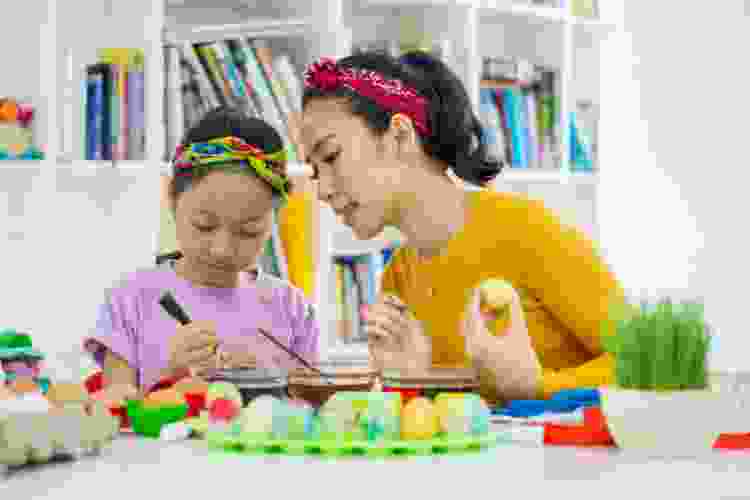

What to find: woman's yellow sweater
left=380, top=189, right=628, bottom=399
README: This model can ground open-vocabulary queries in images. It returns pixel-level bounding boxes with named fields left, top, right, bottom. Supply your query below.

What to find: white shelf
left=498, top=169, right=598, bottom=184
left=163, top=17, right=316, bottom=46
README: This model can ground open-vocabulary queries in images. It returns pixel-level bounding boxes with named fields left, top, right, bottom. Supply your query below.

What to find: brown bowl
left=381, top=366, right=480, bottom=402
left=287, top=363, right=377, bottom=407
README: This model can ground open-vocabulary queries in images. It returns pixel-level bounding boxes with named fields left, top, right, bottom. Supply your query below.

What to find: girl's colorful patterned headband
left=304, top=57, right=431, bottom=136
left=173, top=136, right=290, bottom=202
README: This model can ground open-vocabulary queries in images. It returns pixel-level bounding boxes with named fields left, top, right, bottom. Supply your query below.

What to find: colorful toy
left=206, top=382, right=243, bottom=409
left=126, top=399, right=188, bottom=438
left=434, top=393, right=490, bottom=437
left=0, top=330, right=50, bottom=394
left=0, top=98, right=43, bottom=160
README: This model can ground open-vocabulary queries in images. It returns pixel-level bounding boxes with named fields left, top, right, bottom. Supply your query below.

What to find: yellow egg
left=401, top=397, right=439, bottom=441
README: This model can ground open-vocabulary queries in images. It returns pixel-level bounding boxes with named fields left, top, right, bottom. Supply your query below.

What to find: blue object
left=493, top=388, right=601, bottom=418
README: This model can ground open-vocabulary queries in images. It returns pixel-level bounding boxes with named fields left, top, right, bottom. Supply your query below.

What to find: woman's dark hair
left=169, top=106, right=287, bottom=202
left=302, top=51, right=503, bottom=187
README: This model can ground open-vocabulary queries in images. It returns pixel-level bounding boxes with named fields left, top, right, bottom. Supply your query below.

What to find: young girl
left=83, top=108, right=319, bottom=394
left=301, top=52, right=627, bottom=403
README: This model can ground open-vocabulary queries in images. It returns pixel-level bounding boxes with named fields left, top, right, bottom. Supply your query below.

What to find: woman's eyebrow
left=306, top=133, right=336, bottom=163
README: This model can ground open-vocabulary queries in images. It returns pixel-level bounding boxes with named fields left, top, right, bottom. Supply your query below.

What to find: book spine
left=128, top=65, right=145, bottom=161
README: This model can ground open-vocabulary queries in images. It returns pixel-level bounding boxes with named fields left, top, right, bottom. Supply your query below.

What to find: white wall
left=598, top=1, right=750, bottom=371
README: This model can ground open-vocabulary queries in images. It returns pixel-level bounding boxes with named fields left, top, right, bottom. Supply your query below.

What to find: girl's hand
left=167, top=320, right=220, bottom=377
left=216, top=343, right=259, bottom=371
left=366, top=294, right=431, bottom=374
left=461, top=285, right=541, bottom=401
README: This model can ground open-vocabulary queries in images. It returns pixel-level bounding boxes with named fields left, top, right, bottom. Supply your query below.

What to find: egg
left=206, top=382, right=243, bottom=408
left=0, top=384, right=15, bottom=400
left=401, top=397, right=439, bottom=441
left=240, top=395, right=280, bottom=438
left=479, top=279, right=514, bottom=335
left=285, top=403, right=315, bottom=440
left=434, top=393, right=491, bottom=436
left=318, top=397, right=365, bottom=441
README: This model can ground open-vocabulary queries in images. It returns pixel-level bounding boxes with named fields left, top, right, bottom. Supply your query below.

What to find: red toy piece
left=209, top=398, right=239, bottom=421
left=543, top=407, right=615, bottom=447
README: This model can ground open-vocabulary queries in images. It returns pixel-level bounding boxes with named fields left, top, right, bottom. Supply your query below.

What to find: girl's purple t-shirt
left=83, top=263, right=319, bottom=392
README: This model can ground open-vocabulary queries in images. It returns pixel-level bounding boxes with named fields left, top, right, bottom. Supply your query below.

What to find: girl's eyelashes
left=309, top=149, right=340, bottom=181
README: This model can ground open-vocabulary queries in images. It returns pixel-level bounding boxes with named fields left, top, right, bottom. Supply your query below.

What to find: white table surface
left=2, top=425, right=749, bottom=500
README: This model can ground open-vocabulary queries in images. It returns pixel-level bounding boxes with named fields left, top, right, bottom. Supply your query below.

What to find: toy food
left=206, top=382, right=243, bottom=408
left=46, top=382, right=90, bottom=407
left=434, top=393, right=490, bottom=437
left=209, top=398, right=240, bottom=422
left=90, top=383, right=138, bottom=408
left=9, top=376, right=40, bottom=395
left=478, top=279, right=514, bottom=335
left=382, top=367, right=480, bottom=403
left=205, top=368, right=287, bottom=407
left=126, top=399, right=188, bottom=438
left=287, top=364, right=376, bottom=407
left=143, top=388, right=184, bottom=409
left=172, top=377, right=210, bottom=395
left=401, top=397, right=440, bottom=441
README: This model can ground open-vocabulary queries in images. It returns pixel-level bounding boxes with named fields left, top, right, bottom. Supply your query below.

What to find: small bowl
left=126, top=400, right=188, bottom=438
left=381, top=367, right=480, bottom=404
left=205, top=368, right=288, bottom=407
left=288, top=363, right=376, bottom=407
left=600, top=386, right=732, bottom=457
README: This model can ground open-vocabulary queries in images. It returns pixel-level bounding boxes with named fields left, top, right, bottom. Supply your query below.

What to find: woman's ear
left=388, top=113, right=420, bottom=157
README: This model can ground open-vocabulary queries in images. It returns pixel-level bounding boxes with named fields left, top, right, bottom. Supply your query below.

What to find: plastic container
left=382, top=367, right=480, bottom=405
left=599, top=386, right=730, bottom=457
left=126, top=400, right=188, bottom=438
left=288, top=363, right=376, bottom=407
left=205, top=368, right=287, bottom=407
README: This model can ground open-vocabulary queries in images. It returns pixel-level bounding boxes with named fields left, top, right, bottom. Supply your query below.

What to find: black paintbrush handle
left=159, top=292, right=191, bottom=325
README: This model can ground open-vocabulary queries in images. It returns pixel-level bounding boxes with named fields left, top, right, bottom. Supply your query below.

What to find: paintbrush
left=256, top=328, right=332, bottom=382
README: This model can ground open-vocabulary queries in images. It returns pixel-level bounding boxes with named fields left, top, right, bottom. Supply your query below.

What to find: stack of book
left=84, top=48, right=146, bottom=161
left=479, top=56, right=594, bottom=172
left=165, top=38, right=303, bottom=165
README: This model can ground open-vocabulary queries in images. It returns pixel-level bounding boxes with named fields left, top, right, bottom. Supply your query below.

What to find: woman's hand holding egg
left=365, top=294, right=431, bottom=374
left=461, top=280, right=541, bottom=402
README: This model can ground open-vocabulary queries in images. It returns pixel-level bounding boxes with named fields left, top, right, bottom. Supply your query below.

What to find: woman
left=300, top=52, right=627, bottom=403
left=84, top=108, right=319, bottom=393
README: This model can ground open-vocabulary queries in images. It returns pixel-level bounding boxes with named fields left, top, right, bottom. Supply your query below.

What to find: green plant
left=602, top=298, right=711, bottom=391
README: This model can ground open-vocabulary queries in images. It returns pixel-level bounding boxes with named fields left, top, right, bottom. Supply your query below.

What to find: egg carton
left=0, top=403, right=119, bottom=471
left=206, top=430, right=503, bottom=457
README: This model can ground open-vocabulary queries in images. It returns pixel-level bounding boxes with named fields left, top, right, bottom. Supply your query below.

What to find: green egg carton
left=206, top=430, right=502, bottom=457
left=126, top=400, right=188, bottom=438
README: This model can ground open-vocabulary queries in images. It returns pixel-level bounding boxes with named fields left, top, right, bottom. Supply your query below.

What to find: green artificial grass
left=602, top=298, right=710, bottom=391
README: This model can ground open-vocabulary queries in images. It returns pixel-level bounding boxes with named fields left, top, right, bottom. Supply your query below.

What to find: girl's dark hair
left=169, top=106, right=287, bottom=201
left=302, top=51, right=503, bottom=187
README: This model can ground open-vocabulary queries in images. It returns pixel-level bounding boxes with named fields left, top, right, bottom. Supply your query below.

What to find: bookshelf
left=3, top=0, right=618, bottom=375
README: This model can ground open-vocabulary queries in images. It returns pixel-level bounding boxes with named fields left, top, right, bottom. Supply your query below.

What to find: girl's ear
left=387, top=113, right=420, bottom=157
